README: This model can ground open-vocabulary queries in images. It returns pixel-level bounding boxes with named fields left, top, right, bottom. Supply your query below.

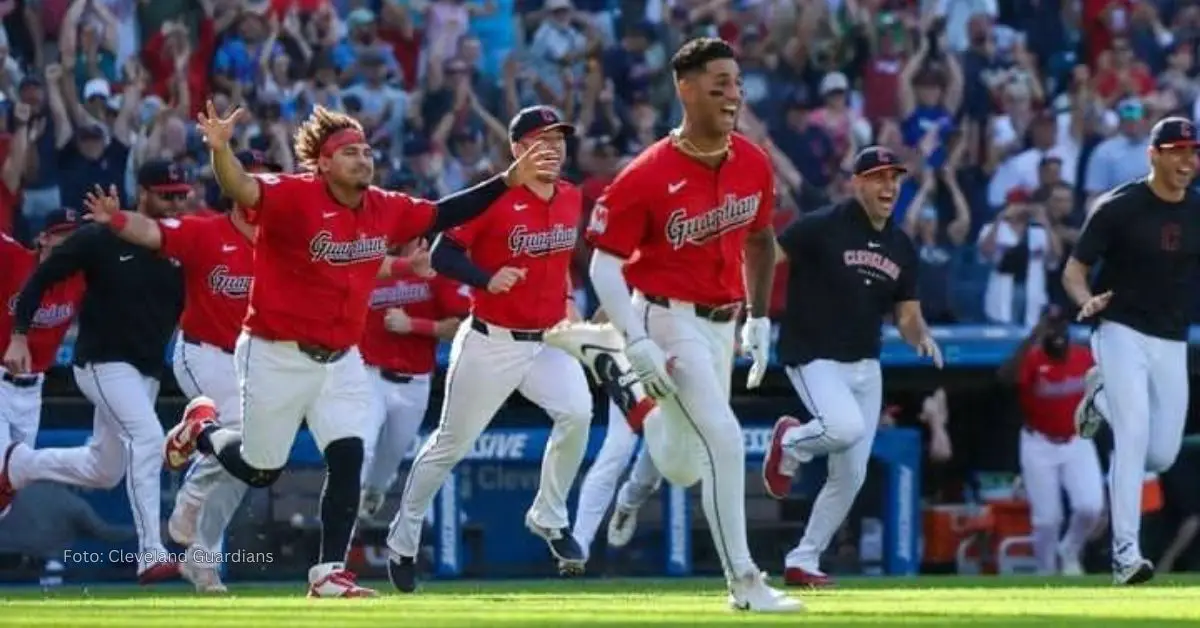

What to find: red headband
left=320, top=128, right=368, bottom=158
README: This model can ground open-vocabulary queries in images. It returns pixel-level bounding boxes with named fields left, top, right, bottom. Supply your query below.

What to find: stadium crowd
left=0, top=0, right=1191, bottom=327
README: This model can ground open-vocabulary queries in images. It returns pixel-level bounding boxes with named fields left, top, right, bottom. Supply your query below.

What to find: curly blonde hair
left=293, top=105, right=365, bottom=171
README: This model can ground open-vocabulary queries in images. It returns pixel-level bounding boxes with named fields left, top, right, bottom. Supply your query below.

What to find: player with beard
left=1000, top=305, right=1103, bottom=576
left=760, top=146, right=939, bottom=587
left=1066, top=116, right=1200, bottom=585
left=160, top=103, right=555, bottom=597
left=545, top=38, right=803, bottom=612
left=0, top=159, right=189, bottom=585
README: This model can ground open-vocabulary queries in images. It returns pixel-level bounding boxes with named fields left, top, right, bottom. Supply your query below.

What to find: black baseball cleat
left=388, top=555, right=417, bottom=593
left=526, top=513, right=586, bottom=571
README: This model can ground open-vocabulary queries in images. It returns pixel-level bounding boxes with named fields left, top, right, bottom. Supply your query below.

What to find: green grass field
left=2, top=575, right=1200, bottom=626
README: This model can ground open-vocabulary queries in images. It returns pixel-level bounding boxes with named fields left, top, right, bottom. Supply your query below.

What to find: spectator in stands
left=1083, top=98, right=1150, bottom=209
left=978, top=189, right=1062, bottom=327
left=903, top=165, right=972, bottom=324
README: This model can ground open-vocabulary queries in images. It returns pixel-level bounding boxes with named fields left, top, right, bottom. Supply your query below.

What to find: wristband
left=410, top=319, right=437, bottom=336
left=389, top=256, right=412, bottom=277
left=109, top=211, right=129, bottom=232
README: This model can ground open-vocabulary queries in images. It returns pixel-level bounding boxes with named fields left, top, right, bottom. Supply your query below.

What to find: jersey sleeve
left=246, top=173, right=308, bottom=226
left=585, top=167, right=650, bottom=259
left=434, top=277, right=472, bottom=318
left=776, top=211, right=820, bottom=259
left=1072, top=197, right=1120, bottom=265
left=156, top=215, right=205, bottom=265
left=893, top=236, right=919, bottom=303
left=379, top=188, right=438, bottom=245
left=750, top=150, right=776, bottom=231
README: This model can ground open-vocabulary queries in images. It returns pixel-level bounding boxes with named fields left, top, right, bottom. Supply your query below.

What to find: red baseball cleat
left=308, top=565, right=378, bottom=598
left=0, top=443, right=18, bottom=517
left=762, top=415, right=802, bottom=499
left=784, top=566, right=834, bottom=588
left=138, top=560, right=181, bottom=585
left=164, top=396, right=217, bottom=471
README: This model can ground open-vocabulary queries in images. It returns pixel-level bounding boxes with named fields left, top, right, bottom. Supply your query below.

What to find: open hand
left=503, top=140, right=561, bottom=187
left=407, top=240, right=434, bottom=278
left=197, top=100, right=245, bottom=151
left=82, top=184, right=123, bottom=223
left=916, top=335, right=944, bottom=369
left=1077, top=291, right=1114, bottom=321
left=487, top=267, right=527, bottom=294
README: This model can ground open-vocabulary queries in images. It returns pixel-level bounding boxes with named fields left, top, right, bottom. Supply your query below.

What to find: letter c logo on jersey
left=587, top=204, right=609, bottom=235
left=664, top=193, right=761, bottom=250
left=1162, top=223, right=1182, bottom=252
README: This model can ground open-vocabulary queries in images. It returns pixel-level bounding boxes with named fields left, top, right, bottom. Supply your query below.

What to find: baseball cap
left=83, top=78, right=111, bottom=101
left=819, top=72, right=849, bottom=96
left=851, top=146, right=906, bottom=177
left=1117, top=98, right=1144, bottom=121
left=42, top=207, right=80, bottom=235
left=138, top=159, right=192, bottom=193
left=236, top=149, right=283, bottom=173
left=1150, top=116, right=1199, bottom=149
left=508, top=105, right=575, bottom=143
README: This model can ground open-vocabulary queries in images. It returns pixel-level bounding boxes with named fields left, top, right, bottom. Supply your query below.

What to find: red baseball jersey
left=157, top=214, right=254, bottom=352
left=244, top=173, right=437, bottom=350
left=586, top=134, right=775, bottom=305
left=0, top=232, right=85, bottom=374
left=1017, top=344, right=1094, bottom=440
left=361, top=273, right=471, bottom=375
left=445, top=182, right=581, bottom=330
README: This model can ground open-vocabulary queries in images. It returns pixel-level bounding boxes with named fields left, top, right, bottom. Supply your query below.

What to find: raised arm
left=83, top=185, right=163, bottom=250
left=428, top=141, right=559, bottom=232
left=198, top=101, right=260, bottom=208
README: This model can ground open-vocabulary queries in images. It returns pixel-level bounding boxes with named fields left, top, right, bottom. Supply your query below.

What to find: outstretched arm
left=430, top=140, right=559, bottom=231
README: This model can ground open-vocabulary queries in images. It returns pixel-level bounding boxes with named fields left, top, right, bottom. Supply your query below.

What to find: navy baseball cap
left=508, top=106, right=575, bottom=143
left=236, top=149, right=283, bottom=173
left=138, top=159, right=192, bottom=193
left=42, top=207, right=80, bottom=235
left=851, top=146, right=906, bottom=177
left=1150, top=116, right=1199, bottom=149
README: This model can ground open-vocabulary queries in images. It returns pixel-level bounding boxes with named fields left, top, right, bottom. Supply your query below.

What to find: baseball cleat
left=728, top=571, right=805, bottom=613
left=168, top=494, right=200, bottom=546
left=164, top=396, right=218, bottom=471
left=181, top=553, right=228, bottom=594
left=137, top=560, right=181, bottom=585
left=784, top=566, right=834, bottom=588
left=606, top=503, right=640, bottom=548
left=1074, top=366, right=1105, bottom=439
left=307, top=563, right=377, bottom=597
left=545, top=321, right=654, bottom=433
left=0, top=442, right=18, bottom=518
left=526, top=513, right=586, bottom=571
left=762, top=415, right=802, bottom=499
left=1113, top=558, right=1155, bottom=586
left=1058, top=541, right=1085, bottom=576
left=388, top=555, right=418, bottom=593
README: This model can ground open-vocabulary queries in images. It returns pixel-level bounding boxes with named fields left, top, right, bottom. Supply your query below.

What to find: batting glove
left=740, top=316, right=771, bottom=389
left=626, top=337, right=676, bottom=399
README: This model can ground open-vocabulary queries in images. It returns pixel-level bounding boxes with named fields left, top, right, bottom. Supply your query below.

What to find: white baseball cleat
left=168, top=493, right=200, bottom=546
left=1058, top=545, right=1085, bottom=576
left=606, top=503, right=640, bottom=548
left=728, top=571, right=805, bottom=613
left=1113, top=558, right=1155, bottom=586
left=181, top=549, right=228, bottom=594
left=544, top=321, right=627, bottom=364
left=1074, top=366, right=1105, bottom=439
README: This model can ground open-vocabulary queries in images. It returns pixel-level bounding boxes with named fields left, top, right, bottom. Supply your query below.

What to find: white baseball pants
left=781, top=359, right=882, bottom=572
left=632, top=294, right=757, bottom=580
left=362, top=370, right=432, bottom=494
left=1019, top=429, right=1104, bottom=574
left=173, top=339, right=247, bottom=554
left=1091, top=320, right=1189, bottom=565
left=8, top=361, right=166, bottom=573
left=0, top=367, right=44, bottom=452
left=236, top=333, right=373, bottom=470
left=387, top=319, right=592, bottom=558
left=571, top=399, right=661, bottom=553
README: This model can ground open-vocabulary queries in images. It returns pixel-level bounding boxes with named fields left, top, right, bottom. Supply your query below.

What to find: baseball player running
left=163, top=103, right=555, bottom=598
left=1064, top=116, right=1200, bottom=585
left=0, top=212, right=84, bottom=457
left=761, top=146, right=938, bottom=588
left=79, top=151, right=280, bottom=594
left=0, top=159, right=189, bottom=584
left=358, top=243, right=470, bottom=522
left=550, top=38, right=802, bottom=612
left=387, top=106, right=592, bottom=593
left=1000, top=306, right=1103, bottom=576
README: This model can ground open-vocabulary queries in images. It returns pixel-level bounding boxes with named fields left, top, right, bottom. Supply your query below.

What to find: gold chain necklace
left=670, top=129, right=731, bottom=159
